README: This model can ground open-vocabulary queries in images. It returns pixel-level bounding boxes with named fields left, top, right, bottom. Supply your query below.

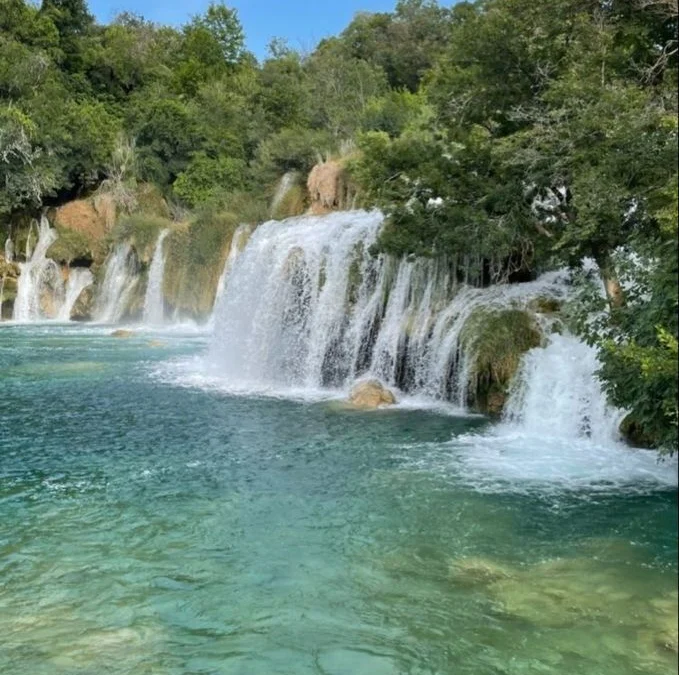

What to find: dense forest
left=0, top=0, right=677, bottom=450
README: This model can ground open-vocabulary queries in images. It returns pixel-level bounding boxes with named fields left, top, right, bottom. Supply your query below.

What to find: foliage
left=462, top=308, right=542, bottom=408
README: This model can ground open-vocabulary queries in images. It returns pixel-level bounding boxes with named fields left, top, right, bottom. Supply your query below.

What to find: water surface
left=1, top=324, right=676, bottom=674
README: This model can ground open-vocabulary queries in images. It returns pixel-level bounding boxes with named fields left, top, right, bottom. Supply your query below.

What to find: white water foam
left=436, top=335, right=677, bottom=492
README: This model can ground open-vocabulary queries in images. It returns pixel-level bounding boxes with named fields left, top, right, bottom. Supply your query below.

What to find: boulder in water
left=111, top=329, right=134, bottom=338
left=347, top=379, right=396, bottom=409
left=71, top=286, right=94, bottom=321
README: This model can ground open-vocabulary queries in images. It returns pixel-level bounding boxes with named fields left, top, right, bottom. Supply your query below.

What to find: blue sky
left=88, top=0, right=401, bottom=59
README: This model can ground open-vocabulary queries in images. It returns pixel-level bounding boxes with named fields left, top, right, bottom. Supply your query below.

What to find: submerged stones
left=448, top=553, right=679, bottom=665
left=111, top=329, right=134, bottom=338
left=347, top=379, right=397, bottom=409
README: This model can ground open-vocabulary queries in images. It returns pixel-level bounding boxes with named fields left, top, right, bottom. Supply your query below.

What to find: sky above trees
left=88, top=0, right=413, bottom=58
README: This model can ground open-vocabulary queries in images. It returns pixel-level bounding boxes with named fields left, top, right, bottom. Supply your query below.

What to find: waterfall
left=13, top=216, right=63, bottom=322
left=213, top=224, right=252, bottom=309
left=270, top=171, right=298, bottom=216
left=142, top=229, right=170, bottom=325
left=4, top=236, right=13, bottom=262
left=0, top=273, right=5, bottom=319
left=56, top=268, right=94, bottom=322
left=503, top=333, right=623, bottom=444
left=94, top=243, right=139, bottom=323
left=208, top=210, right=569, bottom=400
left=25, top=219, right=35, bottom=260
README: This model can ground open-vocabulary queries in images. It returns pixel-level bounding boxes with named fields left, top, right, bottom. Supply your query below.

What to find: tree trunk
left=596, top=252, right=625, bottom=310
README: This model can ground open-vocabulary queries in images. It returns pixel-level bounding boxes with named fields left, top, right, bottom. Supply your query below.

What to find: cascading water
left=503, top=333, right=623, bottom=444
left=143, top=229, right=170, bottom=325
left=0, top=273, right=6, bottom=319
left=94, top=243, right=139, bottom=323
left=270, top=171, right=298, bottom=216
left=25, top=219, right=35, bottom=260
left=208, top=210, right=569, bottom=401
left=449, top=332, right=677, bottom=491
left=212, top=224, right=252, bottom=310
left=13, top=216, right=63, bottom=322
left=4, top=235, right=13, bottom=262
left=56, top=268, right=94, bottom=322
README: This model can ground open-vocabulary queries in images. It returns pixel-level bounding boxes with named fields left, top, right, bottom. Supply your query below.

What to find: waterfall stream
left=94, top=243, right=139, bottom=323
left=143, top=229, right=170, bottom=325
left=56, top=268, right=94, bottom=322
left=208, top=211, right=572, bottom=405
left=13, top=217, right=62, bottom=322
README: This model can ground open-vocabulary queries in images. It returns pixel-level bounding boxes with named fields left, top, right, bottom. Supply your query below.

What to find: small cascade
left=143, top=229, right=170, bottom=325
left=0, top=273, right=5, bottom=319
left=4, top=235, right=14, bottom=262
left=270, top=171, right=298, bottom=216
left=25, top=220, right=35, bottom=260
left=13, top=216, right=63, bottom=322
left=213, top=224, right=252, bottom=309
left=94, top=243, right=139, bottom=323
left=208, top=210, right=569, bottom=401
left=56, top=268, right=94, bottom=321
left=503, top=333, right=624, bottom=444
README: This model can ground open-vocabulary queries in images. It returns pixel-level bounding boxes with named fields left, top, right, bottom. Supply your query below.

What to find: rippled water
left=0, top=325, right=677, bottom=674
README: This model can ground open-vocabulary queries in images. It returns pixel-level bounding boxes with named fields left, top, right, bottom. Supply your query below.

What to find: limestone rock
left=111, top=329, right=134, bottom=338
left=71, top=286, right=94, bottom=322
left=307, top=161, right=354, bottom=215
left=54, top=199, right=110, bottom=242
left=347, top=379, right=396, bottom=409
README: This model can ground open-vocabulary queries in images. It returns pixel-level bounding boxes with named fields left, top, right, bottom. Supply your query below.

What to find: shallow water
left=0, top=324, right=677, bottom=674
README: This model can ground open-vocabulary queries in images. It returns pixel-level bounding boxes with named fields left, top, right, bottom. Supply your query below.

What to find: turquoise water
left=0, top=324, right=677, bottom=674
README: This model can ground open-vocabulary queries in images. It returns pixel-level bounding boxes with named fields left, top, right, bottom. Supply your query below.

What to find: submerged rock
left=111, top=329, right=134, bottom=338
left=347, top=379, right=396, bottom=409
left=71, top=286, right=94, bottom=321
left=449, top=557, right=514, bottom=586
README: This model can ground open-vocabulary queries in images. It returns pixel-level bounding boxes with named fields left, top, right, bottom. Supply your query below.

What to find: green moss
left=47, top=226, right=94, bottom=265
left=271, top=182, right=308, bottom=220
left=462, top=308, right=542, bottom=413
left=134, top=183, right=170, bottom=218
left=164, top=208, right=242, bottom=319
left=111, top=214, right=172, bottom=263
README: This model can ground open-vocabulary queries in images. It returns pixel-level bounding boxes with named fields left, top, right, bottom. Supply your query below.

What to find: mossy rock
left=164, top=209, right=242, bottom=320
left=71, top=286, right=94, bottom=321
left=111, top=215, right=172, bottom=264
left=0, top=275, right=17, bottom=319
left=47, top=226, right=94, bottom=266
left=619, top=414, right=657, bottom=449
left=528, top=296, right=562, bottom=314
left=135, top=183, right=171, bottom=218
left=271, top=182, right=308, bottom=220
left=462, top=307, right=542, bottom=414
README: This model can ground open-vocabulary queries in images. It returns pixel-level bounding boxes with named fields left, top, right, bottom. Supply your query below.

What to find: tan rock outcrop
left=347, top=379, right=396, bottom=409
left=307, top=161, right=350, bottom=215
